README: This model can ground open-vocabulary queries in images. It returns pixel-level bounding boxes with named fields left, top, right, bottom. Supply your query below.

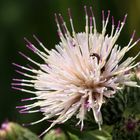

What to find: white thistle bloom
left=12, top=6, right=140, bottom=137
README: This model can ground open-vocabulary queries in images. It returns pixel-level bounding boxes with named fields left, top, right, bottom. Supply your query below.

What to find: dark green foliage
left=123, top=78, right=140, bottom=115
left=102, top=91, right=126, bottom=125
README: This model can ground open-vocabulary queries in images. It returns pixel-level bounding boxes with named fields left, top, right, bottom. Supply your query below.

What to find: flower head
left=12, top=6, right=140, bottom=136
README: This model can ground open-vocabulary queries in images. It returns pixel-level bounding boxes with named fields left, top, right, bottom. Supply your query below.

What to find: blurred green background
left=0, top=0, right=140, bottom=134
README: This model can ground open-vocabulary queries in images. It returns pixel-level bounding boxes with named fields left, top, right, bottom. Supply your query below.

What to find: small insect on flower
left=12, top=6, right=140, bottom=137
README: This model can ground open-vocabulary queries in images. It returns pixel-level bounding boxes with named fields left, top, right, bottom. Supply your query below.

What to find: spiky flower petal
left=13, top=6, right=140, bottom=136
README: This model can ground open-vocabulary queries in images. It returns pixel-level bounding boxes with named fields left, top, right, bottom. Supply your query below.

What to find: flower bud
left=0, top=121, right=40, bottom=140
left=112, top=115, right=140, bottom=140
left=43, top=128, right=67, bottom=140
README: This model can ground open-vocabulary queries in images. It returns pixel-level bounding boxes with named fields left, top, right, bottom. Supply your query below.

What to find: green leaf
left=68, top=133, right=80, bottom=140
left=80, top=126, right=112, bottom=140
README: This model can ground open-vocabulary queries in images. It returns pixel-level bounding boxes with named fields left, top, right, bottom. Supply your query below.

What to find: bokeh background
left=0, top=0, right=140, bottom=134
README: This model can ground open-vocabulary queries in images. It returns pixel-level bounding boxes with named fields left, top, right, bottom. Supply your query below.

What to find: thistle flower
left=12, top=6, right=140, bottom=137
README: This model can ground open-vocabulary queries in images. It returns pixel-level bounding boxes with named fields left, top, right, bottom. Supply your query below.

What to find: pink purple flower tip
left=16, top=105, right=26, bottom=109
left=107, top=10, right=110, bottom=17
left=131, top=30, right=136, bottom=39
left=26, top=44, right=37, bottom=53
left=90, top=17, right=92, bottom=26
left=12, top=63, right=22, bottom=69
left=15, top=70, right=25, bottom=76
left=12, top=86, right=22, bottom=91
left=12, top=78, right=22, bottom=82
left=21, top=98, right=32, bottom=102
left=90, top=6, right=94, bottom=17
left=117, top=20, right=121, bottom=30
left=112, top=16, right=115, bottom=26
left=123, top=14, right=128, bottom=23
left=11, top=83, right=22, bottom=86
left=59, top=14, right=64, bottom=24
left=136, top=38, right=140, bottom=44
left=27, top=64, right=33, bottom=69
left=19, top=110, right=29, bottom=114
